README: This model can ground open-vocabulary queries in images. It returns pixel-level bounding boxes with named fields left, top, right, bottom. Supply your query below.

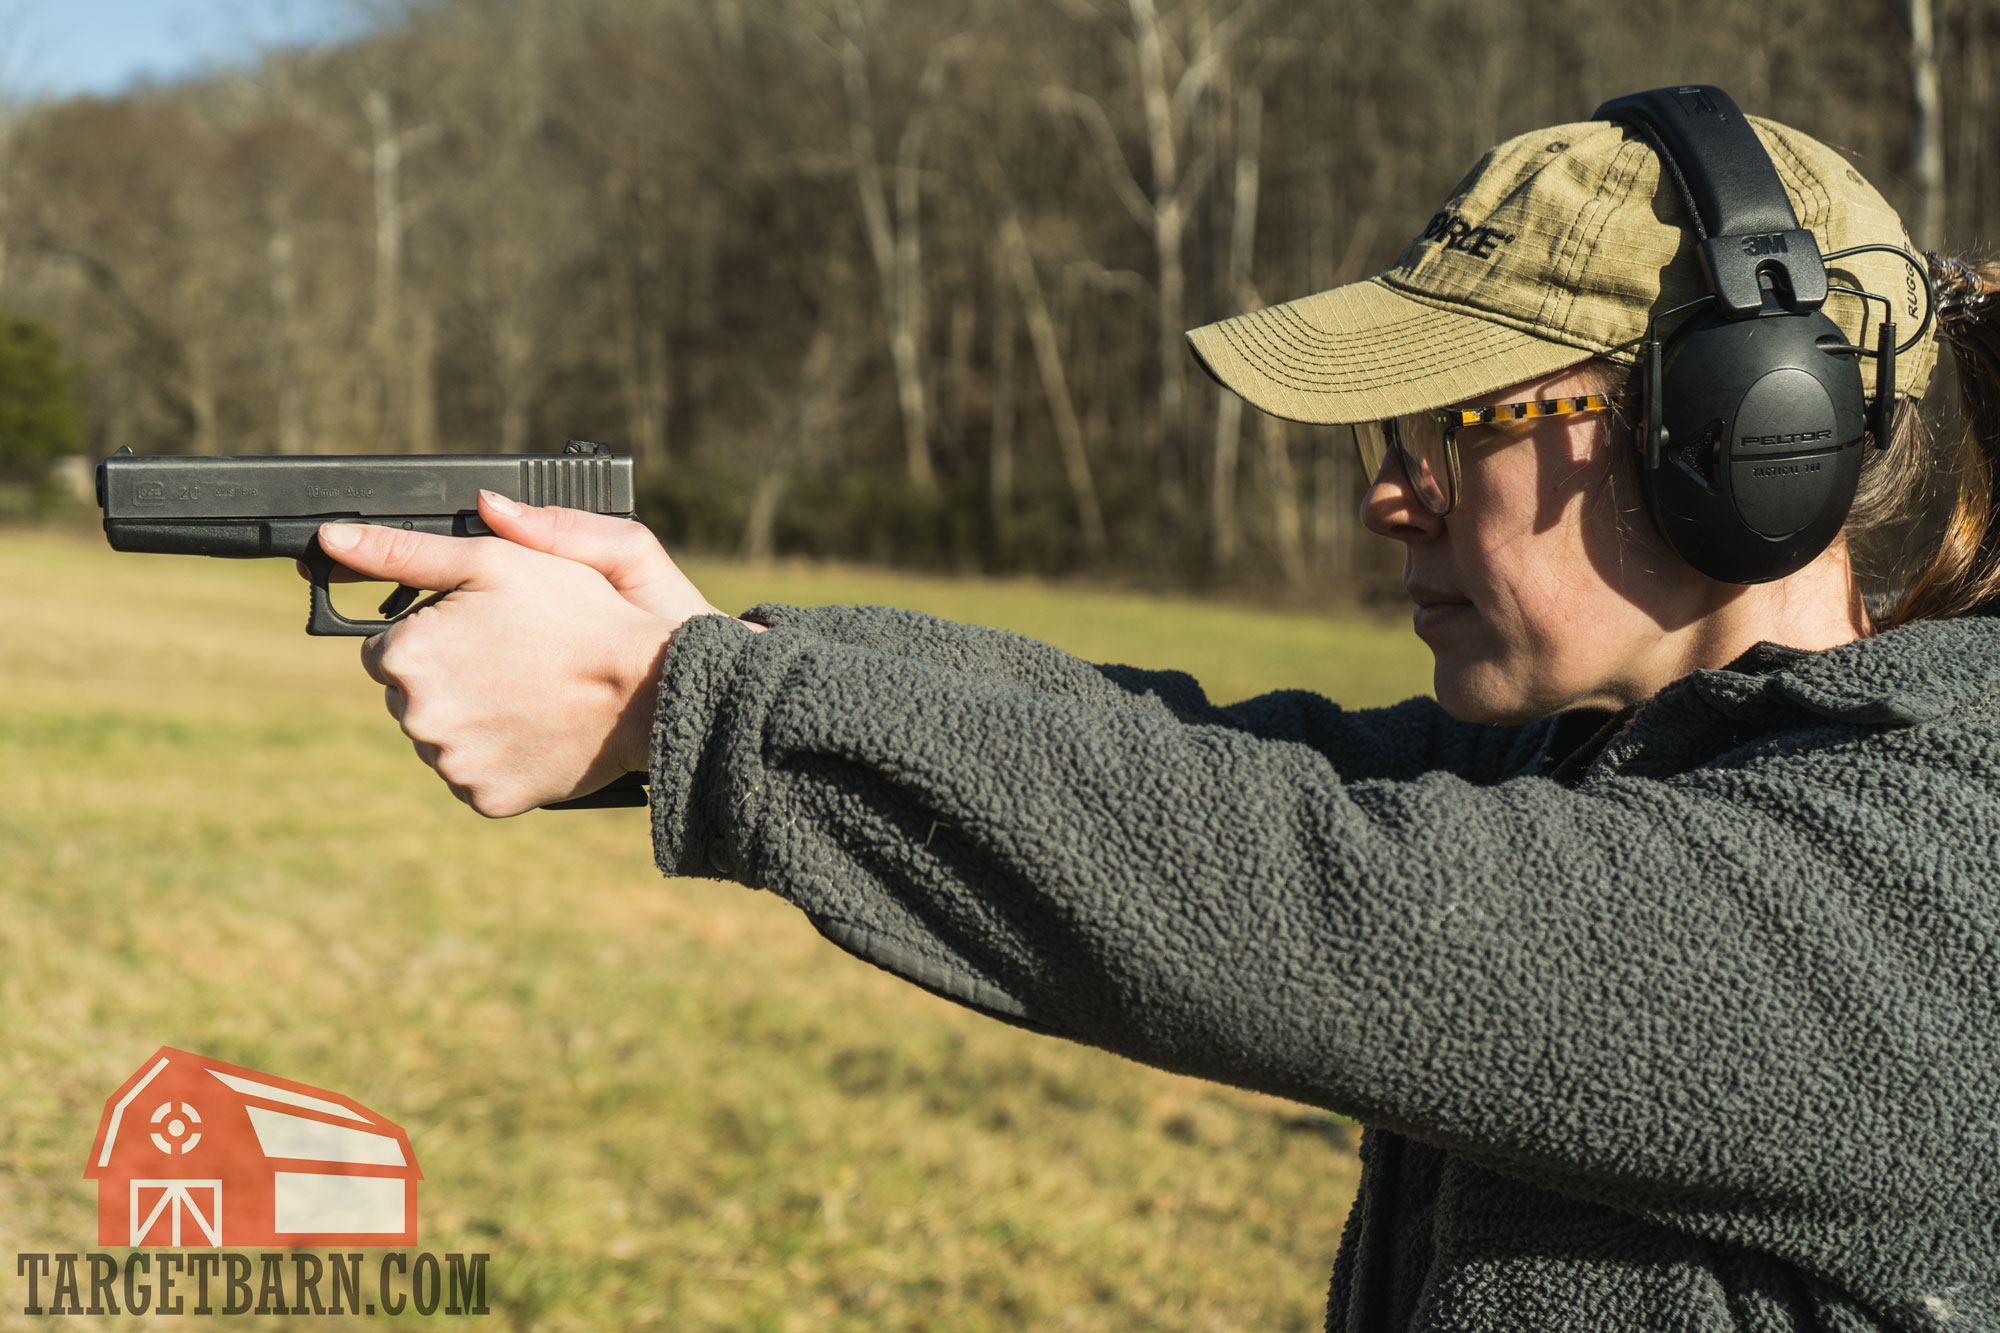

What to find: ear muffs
left=1645, top=303, right=1869, bottom=583
left=1596, top=86, right=1873, bottom=585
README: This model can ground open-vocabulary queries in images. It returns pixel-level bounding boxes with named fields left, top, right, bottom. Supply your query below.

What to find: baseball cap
left=1185, top=115, right=1936, bottom=426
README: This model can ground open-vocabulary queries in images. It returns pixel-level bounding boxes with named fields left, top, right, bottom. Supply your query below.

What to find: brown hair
left=1851, top=256, right=2000, bottom=626
left=1578, top=257, right=2000, bottom=626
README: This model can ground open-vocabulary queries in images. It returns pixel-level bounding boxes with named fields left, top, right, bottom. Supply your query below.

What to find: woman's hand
left=468, top=490, right=735, bottom=623
left=312, top=492, right=739, bottom=817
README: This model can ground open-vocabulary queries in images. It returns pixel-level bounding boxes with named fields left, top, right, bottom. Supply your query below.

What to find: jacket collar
left=1687, top=613, right=2000, bottom=726
left=1549, top=614, right=2000, bottom=785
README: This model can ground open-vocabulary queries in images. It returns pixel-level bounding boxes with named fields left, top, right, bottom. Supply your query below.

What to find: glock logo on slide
left=1741, top=233, right=1789, bottom=257
left=134, top=482, right=165, bottom=507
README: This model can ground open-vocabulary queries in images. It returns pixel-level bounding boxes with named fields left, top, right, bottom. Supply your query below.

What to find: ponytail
left=1848, top=255, right=2000, bottom=626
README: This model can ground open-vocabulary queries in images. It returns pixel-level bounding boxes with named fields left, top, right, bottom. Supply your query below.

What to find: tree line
left=2, top=0, right=1989, bottom=596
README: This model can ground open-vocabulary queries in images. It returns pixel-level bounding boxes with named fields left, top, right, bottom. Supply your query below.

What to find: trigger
left=378, top=585, right=422, bottom=618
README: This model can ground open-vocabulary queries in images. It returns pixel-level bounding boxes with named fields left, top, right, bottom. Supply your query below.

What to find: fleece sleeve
left=732, top=603, right=1552, bottom=786
left=646, top=613, right=2000, bottom=1259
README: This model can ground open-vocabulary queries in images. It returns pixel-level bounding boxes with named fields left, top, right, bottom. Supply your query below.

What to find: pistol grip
left=542, top=772, right=650, bottom=810
left=304, top=538, right=405, bottom=637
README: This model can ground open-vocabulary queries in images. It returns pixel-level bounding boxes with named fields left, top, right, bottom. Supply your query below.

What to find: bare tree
left=999, top=207, right=1107, bottom=559
left=1209, top=80, right=1260, bottom=571
left=1044, top=0, right=1242, bottom=513
left=1908, top=0, right=1945, bottom=247
left=358, top=86, right=439, bottom=450
left=835, top=2, right=975, bottom=493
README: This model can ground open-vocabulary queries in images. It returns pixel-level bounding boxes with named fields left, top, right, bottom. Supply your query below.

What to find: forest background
left=0, top=0, right=1986, bottom=600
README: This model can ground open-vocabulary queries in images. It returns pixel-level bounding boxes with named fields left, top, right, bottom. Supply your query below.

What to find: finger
left=293, top=559, right=371, bottom=584
left=476, top=492, right=696, bottom=619
left=383, top=684, right=406, bottom=722
left=359, top=631, right=394, bottom=687
left=412, top=738, right=441, bottom=771
left=316, top=523, right=493, bottom=593
left=426, top=750, right=509, bottom=817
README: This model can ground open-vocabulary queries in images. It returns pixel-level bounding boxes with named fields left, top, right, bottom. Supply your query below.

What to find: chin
left=1432, top=660, right=1558, bottom=727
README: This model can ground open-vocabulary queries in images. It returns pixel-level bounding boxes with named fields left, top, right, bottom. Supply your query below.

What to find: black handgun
left=96, top=439, right=647, bottom=809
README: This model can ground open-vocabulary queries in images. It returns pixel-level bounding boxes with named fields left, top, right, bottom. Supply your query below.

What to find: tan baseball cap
left=1185, top=115, right=1935, bottom=425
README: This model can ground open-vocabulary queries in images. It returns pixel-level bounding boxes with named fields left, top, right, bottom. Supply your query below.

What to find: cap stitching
left=1765, top=133, right=1831, bottom=228
left=1538, top=142, right=1610, bottom=336
left=1216, top=317, right=1549, bottom=392
left=1751, top=122, right=1830, bottom=227
left=1547, top=134, right=1642, bottom=331
left=1255, top=305, right=1493, bottom=366
left=1217, top=310, right=1570, bottom=394
left=1551, top=138, right=1656, bottom=343
left=1247, top=302, right=1433, bottom=355
left=1222, top=318, right=1502, bottom=383
left=1221, top=311, right=1436, bottom=378
left=1375, top=275, right=1610, bottom=355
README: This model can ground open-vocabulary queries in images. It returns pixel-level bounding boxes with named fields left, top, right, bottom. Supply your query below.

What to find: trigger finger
left=294, top=560, right=369, bottom=584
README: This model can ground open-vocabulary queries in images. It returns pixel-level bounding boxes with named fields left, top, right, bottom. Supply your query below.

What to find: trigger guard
left=303, top=538, right=403, bottom=637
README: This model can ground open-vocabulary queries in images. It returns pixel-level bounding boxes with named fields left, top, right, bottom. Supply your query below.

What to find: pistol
left=95, top=439, right=646, bottom=809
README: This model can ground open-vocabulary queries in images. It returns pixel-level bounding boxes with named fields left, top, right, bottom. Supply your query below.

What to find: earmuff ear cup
left=1641, top=308, right=1869, bottom=583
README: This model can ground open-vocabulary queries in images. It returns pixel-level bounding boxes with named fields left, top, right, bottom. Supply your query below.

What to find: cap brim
left=1185, top=278, right=1597, bottom=426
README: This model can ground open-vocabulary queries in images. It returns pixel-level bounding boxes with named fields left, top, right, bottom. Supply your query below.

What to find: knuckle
left=457, top=535, right=501, bottom=580
left=399, top=705, right=441, bottom=745
left=617, top=525, right=662, bottom=562
left=472, top=790, right=517, bottom=820
left=371, top=636, right=409, bottom=684
left=377, top=527, right=427, bottom=575
left=432, top=747, right=468, bottom=785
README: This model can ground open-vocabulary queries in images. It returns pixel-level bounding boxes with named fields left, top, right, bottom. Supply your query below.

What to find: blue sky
left=5, top=0, right=370, bottom=101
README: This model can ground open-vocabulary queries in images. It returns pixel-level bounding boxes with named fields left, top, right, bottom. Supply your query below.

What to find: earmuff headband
left=1593, top=86, right=1828, bottom=318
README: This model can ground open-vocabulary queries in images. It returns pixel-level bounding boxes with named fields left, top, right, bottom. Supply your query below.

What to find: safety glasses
left=1351, top=392, right=1635, bottom=515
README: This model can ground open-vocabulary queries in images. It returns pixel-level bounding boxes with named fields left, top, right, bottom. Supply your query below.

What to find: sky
left=3, top=0, right=371, bottom=101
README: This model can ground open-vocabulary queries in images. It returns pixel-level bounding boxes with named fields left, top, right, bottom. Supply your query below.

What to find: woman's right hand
left=469, top=490, right=749, bottom=627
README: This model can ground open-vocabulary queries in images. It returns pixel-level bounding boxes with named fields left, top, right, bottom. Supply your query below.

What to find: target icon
left=148, top=1101, right=202, bottom=1155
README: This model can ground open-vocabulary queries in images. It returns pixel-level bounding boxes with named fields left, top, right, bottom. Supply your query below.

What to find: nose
left=1359, top=448, right=1445, bottom=542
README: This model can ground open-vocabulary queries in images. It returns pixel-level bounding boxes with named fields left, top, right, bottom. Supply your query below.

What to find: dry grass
left=0, top=526, right=1433, bottom=1331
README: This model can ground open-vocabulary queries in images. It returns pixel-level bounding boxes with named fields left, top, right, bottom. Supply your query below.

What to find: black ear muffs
left=1595, top=86, right=1871, bottom=585
left=1647, top=302, right=1868, bottom=583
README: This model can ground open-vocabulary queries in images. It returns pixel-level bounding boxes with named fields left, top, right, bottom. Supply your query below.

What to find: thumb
left=476, top=490, right=715, bottom=621
left=316, top=522, right=492, bottom=592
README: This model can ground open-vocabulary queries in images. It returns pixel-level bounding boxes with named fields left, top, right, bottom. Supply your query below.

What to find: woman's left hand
left=315, top=502, right=702, bottom=818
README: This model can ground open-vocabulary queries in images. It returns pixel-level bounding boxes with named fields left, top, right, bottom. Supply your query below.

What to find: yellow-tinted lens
left=1400, top=414, right=1452, bottom=513
left=1351, top=421, right=1391, bottom=479
left=1354, top=417, right=1452, bottom=513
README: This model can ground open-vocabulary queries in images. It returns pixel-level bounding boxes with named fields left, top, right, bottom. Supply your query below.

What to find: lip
left=1407, top=584, right=1472, bottom=634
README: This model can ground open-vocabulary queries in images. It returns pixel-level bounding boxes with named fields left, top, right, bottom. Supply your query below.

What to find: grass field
left=0, top=525, right=1434, bottom=1332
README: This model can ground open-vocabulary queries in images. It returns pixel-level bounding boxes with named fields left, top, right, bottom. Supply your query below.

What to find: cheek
left=1456, top=485, right=1631, bottom=658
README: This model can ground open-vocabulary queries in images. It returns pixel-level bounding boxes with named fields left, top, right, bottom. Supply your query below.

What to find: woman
left=317, top=104, right=2000, bottom=1329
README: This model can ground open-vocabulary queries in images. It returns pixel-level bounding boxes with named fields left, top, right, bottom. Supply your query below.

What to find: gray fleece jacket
left=645, top=603, right=2000, bottom=1333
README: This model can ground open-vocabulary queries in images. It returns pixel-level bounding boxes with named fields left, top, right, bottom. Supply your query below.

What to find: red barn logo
left=85, top=1047, right=421, bottom=1247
